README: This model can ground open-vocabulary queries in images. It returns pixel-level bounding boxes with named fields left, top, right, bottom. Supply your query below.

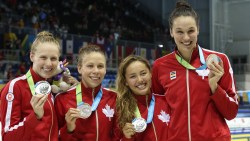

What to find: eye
left=129, top=75, right=136, bottom=79
left=87, top=64, right=93, bottom=68
left=188, top=30, right=195, bottom=34
left=98, top=64, right=105, bottom=69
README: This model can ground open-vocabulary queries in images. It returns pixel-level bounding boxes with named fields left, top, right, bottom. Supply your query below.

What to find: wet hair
left=30, top=31, right=61, bottom=55
left=115, top=55, right=151, bottom=129
left=77, top=44, right=106, bottom=67
left=169, top=0, right=199, bottom=29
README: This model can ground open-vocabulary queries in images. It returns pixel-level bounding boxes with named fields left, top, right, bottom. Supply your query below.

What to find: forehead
left=172, top=16, right=197, bottom=29
left=126, top=61, right=148, bottom=74
left=81, top=52, right=106, bottom=63
left=35, top=42, right=60, bottom=56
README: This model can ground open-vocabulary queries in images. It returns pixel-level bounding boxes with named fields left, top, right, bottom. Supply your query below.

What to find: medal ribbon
left=134, top=95, right=155, bottom=124
left=26, top=70, right=36, bottom=96
left=175, top=45, right=207, bottom=70
left=76, top=83, right=102, bottom=111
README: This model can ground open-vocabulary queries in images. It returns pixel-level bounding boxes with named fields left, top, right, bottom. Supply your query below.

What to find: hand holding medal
left=206, top=54, right=224, bottom=93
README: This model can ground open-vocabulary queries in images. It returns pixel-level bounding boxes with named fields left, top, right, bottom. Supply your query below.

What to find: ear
left=30, top=52, right=34, bottom=62
left=77, top=65, right=82, bottom=75
left=170, top=29, right=174, bottom=38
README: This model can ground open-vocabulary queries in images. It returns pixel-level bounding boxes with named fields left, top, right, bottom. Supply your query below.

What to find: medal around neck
left=206, top=54, right=221, bottom=66
left=132, top=117, right=147, bottom=133
left=78, top=103, right=92, bottom=119
left=35, top=81, right=51, bottom=95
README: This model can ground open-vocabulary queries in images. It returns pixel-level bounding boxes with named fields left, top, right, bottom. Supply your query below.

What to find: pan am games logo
left=6, top=92, right=14, bottom=102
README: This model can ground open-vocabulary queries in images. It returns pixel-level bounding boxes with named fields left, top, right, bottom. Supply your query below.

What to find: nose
left=137, top=76, right=143, bottom=82
left=183, top=33, right=190, bottom=41
left=92, top=66, right=99, bottom=73
left=45, top=59, right=52, bottom=66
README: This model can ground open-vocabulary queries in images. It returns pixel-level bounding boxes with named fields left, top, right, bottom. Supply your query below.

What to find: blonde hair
left=115, top=55, right=151, bottom=129
left=30, top=31, right=61, bottom=54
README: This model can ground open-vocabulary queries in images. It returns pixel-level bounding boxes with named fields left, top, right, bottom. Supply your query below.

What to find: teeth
left=137, top=84, right=146, bottom=89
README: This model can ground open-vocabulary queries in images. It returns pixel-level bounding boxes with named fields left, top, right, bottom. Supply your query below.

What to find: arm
left=1, top=83, right=41, bottom=141
left=54, top=96, right=78, bottom=141
left=209, top=55, right=238, bottom=120
left=151, top=61, right=165, bottom=95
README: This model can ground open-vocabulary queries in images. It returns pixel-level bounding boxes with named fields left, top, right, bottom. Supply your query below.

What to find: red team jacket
left=116, top=93, right=170, bottom=141
left=0, top=68, right=58, bottom=141
left=54, top=82, right=117, bottom=141
left=152, top=46, right=238, bottom=141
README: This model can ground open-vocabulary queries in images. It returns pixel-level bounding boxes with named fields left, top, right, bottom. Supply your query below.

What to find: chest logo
left=158, top=110, right=170, bottom=125
left=196, top=69, right=209, bottom=79
left=102, top=104, right=114, bottom=121
left=170, top=71, right=176, bottom=80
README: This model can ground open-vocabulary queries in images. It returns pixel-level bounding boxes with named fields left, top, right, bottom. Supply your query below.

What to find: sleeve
left=0, top=82, right=41, bottom=141
left=151, top=60, right=165, bottom=95
left=54, top=95, right=77, bottom=141
left=210, top=54, right=238, bottom=120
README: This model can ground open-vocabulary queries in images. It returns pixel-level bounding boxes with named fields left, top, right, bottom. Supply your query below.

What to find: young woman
left=151, top=1, right=238, bottom=141
left=115, top=55, right=170, bottom=141
left=54, top=44, right=117, bottom=141
left=0, top=31, right=60, bottom=141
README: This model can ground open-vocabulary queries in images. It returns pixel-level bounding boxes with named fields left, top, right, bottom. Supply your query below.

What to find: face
left=170, top=16, right=199, bottom=55
left=78, top=52, right=106, bottom=88
left=125, top=61, right=151, bottom=96
left=30, top=42, right=60, bottom=79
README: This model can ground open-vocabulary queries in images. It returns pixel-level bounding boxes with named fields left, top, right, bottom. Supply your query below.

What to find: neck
left=177, top=49, right=193, bottom=63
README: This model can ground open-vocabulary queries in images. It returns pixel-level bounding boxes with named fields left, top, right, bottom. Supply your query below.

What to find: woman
left=0, top=31, right=60, bottom=141
left=54, top=44, right=117, bottom=141
left=115, top=55, right=170, bottom=141
left=151, top=1, right=238, bottom=141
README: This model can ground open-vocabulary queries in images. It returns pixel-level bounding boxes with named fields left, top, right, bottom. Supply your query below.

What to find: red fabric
left=114, top=94, right=170, bottom=141
left=151, top=46, right=238, bottom=141
left=0, top=68, right=58, bottom=141
left=55, top=82, right=118, bottom=141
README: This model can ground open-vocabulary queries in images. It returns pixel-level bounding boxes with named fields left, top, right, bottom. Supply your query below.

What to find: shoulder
left=102, top=87, right=117, bottom=97
left=154, top=52, right=174, bottom=64
left=55, top=87, right=76, bottom=100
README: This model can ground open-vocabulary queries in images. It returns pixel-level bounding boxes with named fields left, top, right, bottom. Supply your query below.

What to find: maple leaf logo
left=102, top=104, right=114, bottom=121
left=196, top=69, right=209, bottom=79
left=158, top=110, right=170, bottom=125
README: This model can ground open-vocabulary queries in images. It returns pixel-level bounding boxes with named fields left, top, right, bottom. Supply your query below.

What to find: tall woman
left=152, top=1, right=238, bottom=141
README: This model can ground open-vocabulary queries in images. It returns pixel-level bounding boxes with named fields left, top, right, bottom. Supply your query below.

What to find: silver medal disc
left=35, top=81, right=51, bottom=95
left=132, top=117, right=147, bottom=133
left=206, top=54, right=221, bottom=66
left=78, top=103, right=92, bottom=119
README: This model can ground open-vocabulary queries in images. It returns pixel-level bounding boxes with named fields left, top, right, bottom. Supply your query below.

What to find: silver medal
left=132, top=117, right=147, bottom=133
left=78, top=103, right=92, bottom=119
left=206, top=54, right=221, bottom=66
left=35, top=81, right=51, bottom=95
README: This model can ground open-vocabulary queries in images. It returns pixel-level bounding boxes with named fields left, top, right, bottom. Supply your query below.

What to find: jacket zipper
left=47, top=98, right=53, bottom=141
left=92, top=88, right=99, bottom=141
left=186, top=69, right=191, bottom=141
left=146, top=95, right=158, bottom=141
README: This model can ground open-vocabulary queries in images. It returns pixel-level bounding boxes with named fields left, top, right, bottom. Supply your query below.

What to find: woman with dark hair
left=152, top=1, right=238, bottom=141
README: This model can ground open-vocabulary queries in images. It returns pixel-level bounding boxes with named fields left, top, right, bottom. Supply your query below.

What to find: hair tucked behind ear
left=169, top=0, right=199, bottom=29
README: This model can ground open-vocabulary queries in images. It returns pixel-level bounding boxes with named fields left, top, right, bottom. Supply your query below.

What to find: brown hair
left=169, top=0, right=199, bottom=29
left=115, top=55, right=151, bottom=129
left=30, top=31, right=61, bottom=54
left=77, top=44, right=106, bottom=67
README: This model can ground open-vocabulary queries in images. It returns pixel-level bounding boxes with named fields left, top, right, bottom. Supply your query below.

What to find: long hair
left=115, top=55, right=151, bottom=129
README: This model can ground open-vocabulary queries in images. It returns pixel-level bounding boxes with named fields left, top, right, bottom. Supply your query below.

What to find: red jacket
left=115, top=93, right=170, bottom=141
left=54, top=82, right=117, bottom=141
left=0, top=68, right=58, bottom=141
left=152, top=46, right=238, bottom=141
